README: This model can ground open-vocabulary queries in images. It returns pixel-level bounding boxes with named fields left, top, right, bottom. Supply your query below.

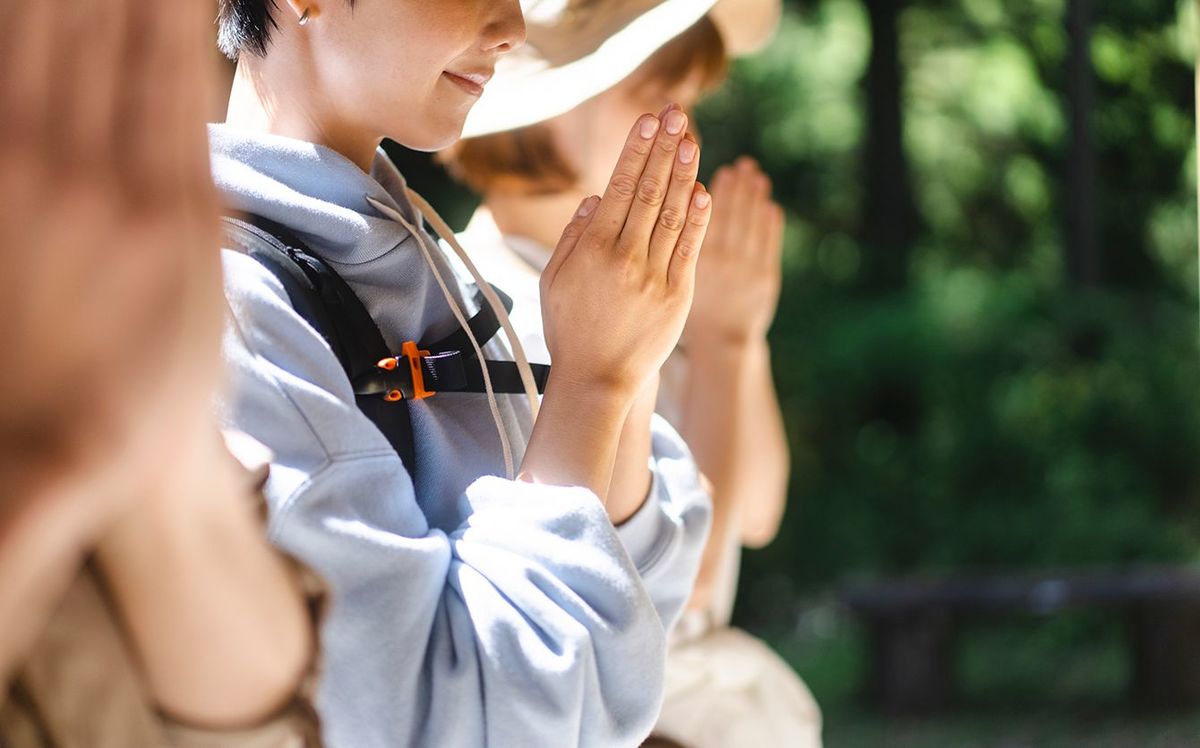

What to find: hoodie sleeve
left=218, top=251, right=676, bottom=748
left=611, top=416, right=712, bottom=633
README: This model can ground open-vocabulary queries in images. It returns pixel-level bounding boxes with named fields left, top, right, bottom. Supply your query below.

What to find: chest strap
left=222, top=214, right=550, bottom=481
left=224, top=213, right=549, bottom=399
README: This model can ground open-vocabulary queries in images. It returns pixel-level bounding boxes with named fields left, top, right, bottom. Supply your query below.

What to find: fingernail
left=678, top=139, right=698, bottom=164
left=640, top=117, right=661, bottom=139
left=577, top=196, right=598, bottom=217
left=665, top=110, right=687, bottom=135
left=694, top=191, right=711, bottom=209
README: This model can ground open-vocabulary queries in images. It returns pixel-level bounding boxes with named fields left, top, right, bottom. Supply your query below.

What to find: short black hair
left=218, top=0, right=358, bottom=59
left=216, top=0, right=280, bottom=59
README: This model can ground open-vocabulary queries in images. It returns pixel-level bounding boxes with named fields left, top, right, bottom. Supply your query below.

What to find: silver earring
left=299, top=8, right=311, bottom=26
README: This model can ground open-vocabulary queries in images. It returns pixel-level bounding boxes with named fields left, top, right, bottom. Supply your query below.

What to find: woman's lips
left=442, top=71, right=489, bottom=97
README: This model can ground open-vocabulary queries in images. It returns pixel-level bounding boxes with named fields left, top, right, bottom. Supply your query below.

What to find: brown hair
left=441, top=15, right=728, bottom=196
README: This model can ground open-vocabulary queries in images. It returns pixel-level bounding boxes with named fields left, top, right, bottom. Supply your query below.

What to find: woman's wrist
left=685, top=330, right=770, bottom=366
left=543, top=361, right=643, bottom=408
left=519, top=369, right=634, bottom=498
left=536, top=367, right=635, bottom=436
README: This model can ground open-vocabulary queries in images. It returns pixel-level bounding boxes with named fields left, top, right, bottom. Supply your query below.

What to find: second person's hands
left=686, top=157, right=784, bottom=348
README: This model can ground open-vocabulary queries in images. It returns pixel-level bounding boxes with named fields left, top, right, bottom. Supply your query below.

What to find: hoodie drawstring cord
left=404, top=188, right=543, bottom=422
left=366, top=195, right=515, bottom=480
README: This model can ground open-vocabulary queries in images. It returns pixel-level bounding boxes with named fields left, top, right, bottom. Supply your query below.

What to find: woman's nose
left=483, top=0, right=527, bottom=54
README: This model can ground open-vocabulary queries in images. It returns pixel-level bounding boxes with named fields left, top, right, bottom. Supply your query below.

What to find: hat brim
left=462, top=0, right=719, bottom=139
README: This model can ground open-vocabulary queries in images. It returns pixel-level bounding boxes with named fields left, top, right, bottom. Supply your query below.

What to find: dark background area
left=386, top=0, right=1200, bottom=742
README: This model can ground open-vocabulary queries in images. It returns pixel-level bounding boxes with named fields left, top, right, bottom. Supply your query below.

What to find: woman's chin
left=393, top=114, right=468, bottom=153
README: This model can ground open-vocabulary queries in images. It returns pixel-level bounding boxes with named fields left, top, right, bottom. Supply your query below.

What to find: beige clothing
left=654, top=628, right=823, bottom=748
left=0, top=568, right=322, bottom=748
left=0, top=436, right=324, bottom=748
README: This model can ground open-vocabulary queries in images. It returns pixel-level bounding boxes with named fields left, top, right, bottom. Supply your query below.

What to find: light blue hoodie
left=211, top=125, right=712, bottom=748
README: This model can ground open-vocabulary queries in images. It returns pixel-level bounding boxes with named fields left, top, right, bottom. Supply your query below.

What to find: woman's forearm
left=676, top=342, right=752, bottom=613
left=95, top=433, right=312, bottom=730
left=680, top=337, right=789, bottom=553
left=732, top=341, right=790, bottom=547
left=606, top=376, right=659, bottom=525
left=520, top=370, right=634, bottom=507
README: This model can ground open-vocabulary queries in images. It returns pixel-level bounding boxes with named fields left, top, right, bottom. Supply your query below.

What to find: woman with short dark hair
left=210, top=0, right=716, bottom=745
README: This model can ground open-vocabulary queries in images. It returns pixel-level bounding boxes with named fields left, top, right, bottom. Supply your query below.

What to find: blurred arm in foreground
left=0, top=0, right=316, bottom=736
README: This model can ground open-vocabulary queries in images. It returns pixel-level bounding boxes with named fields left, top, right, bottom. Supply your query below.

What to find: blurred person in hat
left=444, top=1, right=822, bottom=745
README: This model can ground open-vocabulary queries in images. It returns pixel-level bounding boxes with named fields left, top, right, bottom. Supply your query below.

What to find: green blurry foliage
left=755, top=275, right=1200, bottom=595
left=689, top=0, right=1200, bottom=621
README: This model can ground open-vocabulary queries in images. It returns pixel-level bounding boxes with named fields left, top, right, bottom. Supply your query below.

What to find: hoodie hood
left=210, top=124, right=422, bottom=266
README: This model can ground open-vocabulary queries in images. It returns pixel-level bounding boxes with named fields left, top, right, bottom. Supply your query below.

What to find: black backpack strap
left=414, top=285, right=551, bottom=396
left=222, top=215, right=419, bottom=479
left=222, top=213, right=553, bottom=479
left=337, top=280, right=550, bottom=399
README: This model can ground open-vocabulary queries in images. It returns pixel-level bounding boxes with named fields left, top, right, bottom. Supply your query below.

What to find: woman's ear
left=283, top=0, right=321, bottom=25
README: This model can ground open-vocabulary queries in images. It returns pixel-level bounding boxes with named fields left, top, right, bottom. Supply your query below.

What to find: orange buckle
left=402, top=341, right=435, bottom=400
left=376, top=342, right=435, bottom=401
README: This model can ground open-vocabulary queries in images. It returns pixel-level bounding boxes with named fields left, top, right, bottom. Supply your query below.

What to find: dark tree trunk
left=861, top=0, right=920, bottom=291
left=1065, top=0, right=1099, bottom=286
left=1127, top=603, right=1200, bottom=711
left=864, top=609, right=956, bottom=714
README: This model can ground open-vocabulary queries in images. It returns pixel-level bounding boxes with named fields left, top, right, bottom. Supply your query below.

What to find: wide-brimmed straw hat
left=461, top=0, right=782, bottom=138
